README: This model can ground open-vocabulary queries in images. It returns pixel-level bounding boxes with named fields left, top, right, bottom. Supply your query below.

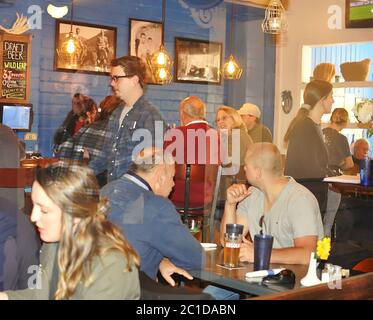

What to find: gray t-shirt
left=236, top=177, right=324, bottom=248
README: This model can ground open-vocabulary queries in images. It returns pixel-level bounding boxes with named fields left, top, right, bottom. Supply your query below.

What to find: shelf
left=301, top=81, right=373, bottom=89
left=321, top=122, right=373, bottom=129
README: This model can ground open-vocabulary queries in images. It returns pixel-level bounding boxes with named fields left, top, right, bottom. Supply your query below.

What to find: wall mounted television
left=346, top=0, right=373, bottom=28
left=0, top=103, right=33, bottom=131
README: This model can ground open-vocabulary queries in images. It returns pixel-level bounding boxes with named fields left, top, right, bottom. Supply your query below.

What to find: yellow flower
left=316, top=237, right=331, bottom=260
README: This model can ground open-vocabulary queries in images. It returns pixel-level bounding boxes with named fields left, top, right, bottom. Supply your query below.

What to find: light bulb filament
left=66, top=38, right=75, bottom=54
left=158, top=68, right=166, bottom=79
left=157, top=52, right=166, bottom=65
left=227, top=61, right=235, bottom=74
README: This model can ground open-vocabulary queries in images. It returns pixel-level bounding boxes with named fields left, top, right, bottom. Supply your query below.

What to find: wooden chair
left=171, top=163, right=222, bottom=242
left=0, top=167, right=36, bottom=188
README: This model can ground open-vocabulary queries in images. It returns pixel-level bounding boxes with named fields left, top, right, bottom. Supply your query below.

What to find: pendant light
left=147, top=0, right=173, bottom=84
left=261, top=0, right=288, bottom=34
left=222, top=3, right=243, bottom=80
left=60, top=0, right=81, bottom=67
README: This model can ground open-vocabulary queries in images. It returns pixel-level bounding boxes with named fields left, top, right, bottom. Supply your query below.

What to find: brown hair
left=111, top=56, right=147, bottom=88
left=96, top=95, right=122, bottom=121
left=36, top=163, right=139, bottom=300
left=284, top=80, right=333, bottom=144
left=330, top=108, right=349, bottom=125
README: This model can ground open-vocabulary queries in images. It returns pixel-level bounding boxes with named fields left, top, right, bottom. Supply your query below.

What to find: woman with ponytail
left=284, top=80, right=334, bottom=215
left=1, top=163, right=140, bottom=300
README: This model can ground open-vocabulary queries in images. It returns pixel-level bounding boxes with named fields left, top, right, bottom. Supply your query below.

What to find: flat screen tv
left=0, top=104, right=32, bottom=131
left=346, top=0, right=373, bottom=28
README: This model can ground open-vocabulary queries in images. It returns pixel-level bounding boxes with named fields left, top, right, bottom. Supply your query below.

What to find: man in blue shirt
left=90, top=56, right=166, bottom=182
left=101, top=148, right=203, bottom=280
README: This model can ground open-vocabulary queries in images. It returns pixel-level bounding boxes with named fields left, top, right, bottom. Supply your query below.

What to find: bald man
left=345, top=139, right=371, bottom=175
left=220, top=143, right=324, bottom=265
left=164, top=96, right=219, bottom=208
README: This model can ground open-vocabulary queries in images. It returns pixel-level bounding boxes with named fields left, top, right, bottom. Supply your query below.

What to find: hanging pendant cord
left=70, top=0, right=74, bottom=33
left=230, top=3, right=234, bottom=52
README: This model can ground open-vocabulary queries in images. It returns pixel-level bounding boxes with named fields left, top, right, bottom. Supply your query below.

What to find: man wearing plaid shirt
left=89, top=56, right=166, bottom=182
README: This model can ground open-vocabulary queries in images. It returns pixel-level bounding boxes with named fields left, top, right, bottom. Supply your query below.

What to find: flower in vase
left=352, top=99, right=373, bottom=124
left=315, top=237, right=331, bottom=261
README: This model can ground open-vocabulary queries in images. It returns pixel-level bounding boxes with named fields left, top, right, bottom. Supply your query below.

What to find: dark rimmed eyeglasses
left=109, top=75, right=132, bottom=83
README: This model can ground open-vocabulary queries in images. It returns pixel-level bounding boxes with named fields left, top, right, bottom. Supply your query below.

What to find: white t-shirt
left=236, top=177, right=324, bottom=248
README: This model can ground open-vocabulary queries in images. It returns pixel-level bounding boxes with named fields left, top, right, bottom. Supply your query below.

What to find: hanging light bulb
left=147, top=0, right=173, bottom=84
left=222, top=54, right=243, bottom=80
left=58, top=0, right=82, bottom=68
left=66, top=33, right=76, bottom=54
left=222, top=4, right=243, bottom=80
left=157, top=51, right=166, bottom=65
left=148, top=45, right=172, bottom=84
left=158, top=67, right=166, bottom=79
left=262, top=0, right=288, bottom=34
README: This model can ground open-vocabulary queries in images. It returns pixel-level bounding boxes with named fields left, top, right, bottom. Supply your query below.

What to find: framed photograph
left=54, top=20, right=117, bottom=75
left=345, top=0, right=373, bottom=28
left=129, top=18, right=163, bottom=84
left=175, top=37, right=222, bottom=85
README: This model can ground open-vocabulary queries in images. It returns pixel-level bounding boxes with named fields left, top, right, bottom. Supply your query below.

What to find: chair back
left=171, top=163, right=222, bottom=242
left=0, top=168, right=36, bottom=188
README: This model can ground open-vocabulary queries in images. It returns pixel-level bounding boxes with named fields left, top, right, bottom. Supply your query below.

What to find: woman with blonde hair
left=216, top=105, right=253, bottom=166
left=1, top=163, right=140, bottom=300
left=323, top=108, right=353, bottom=175
left=215, top=106, right=253, bottom=204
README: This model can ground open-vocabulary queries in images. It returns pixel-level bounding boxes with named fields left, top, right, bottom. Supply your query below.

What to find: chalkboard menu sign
left=0, top=32, right=31, bottom=104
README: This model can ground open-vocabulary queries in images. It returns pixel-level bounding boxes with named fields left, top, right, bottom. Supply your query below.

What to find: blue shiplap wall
left=0, top=0, right=273, bottom=156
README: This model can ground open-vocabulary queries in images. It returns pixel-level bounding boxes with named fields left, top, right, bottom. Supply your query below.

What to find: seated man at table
left=164, top=95, right=220, bottom=209
left=220, top=143, right=324, bottom=265
left=344, top=138, right=371, bottom=175
left=101, top=148, right=203, bottom=280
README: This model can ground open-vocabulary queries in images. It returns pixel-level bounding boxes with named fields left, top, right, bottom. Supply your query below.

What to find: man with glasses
left=220, top=143, right=323, bottom=265
left=89, top=56, right=166, bottom=183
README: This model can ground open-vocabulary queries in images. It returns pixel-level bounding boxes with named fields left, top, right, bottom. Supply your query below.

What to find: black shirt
left=322, top=127, right=351, bottom=175
left=285, top=117, right=329, bottom=180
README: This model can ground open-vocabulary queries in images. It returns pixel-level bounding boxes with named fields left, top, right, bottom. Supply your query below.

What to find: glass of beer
left=223, top=233, right=242, bottom=268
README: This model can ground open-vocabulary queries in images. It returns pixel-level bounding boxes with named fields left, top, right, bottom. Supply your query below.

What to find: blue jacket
left=89, top=96, right=166, bottom=182
left=101, top=175, right=204, bottom=279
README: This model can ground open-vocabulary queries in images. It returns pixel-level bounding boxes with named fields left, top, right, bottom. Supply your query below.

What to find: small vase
left=300, top=252, right=322, bottom=287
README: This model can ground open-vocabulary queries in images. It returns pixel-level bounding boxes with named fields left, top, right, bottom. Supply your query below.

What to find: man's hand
left=159, top=258, right=193, bottom=287
left=239, top=237, right=254, bottom=262
left=226, top=184, right=252, bottom=206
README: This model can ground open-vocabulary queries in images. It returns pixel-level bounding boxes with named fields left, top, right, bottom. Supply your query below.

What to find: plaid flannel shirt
left=58, top=119, right=109, bottom=163
left=89, top=95, right=167, bottom=182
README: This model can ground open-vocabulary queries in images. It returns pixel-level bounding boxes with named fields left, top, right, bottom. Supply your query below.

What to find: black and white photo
left=55, top=20, right=116, bottom=75
left=175, top=37, right=222, bottom=85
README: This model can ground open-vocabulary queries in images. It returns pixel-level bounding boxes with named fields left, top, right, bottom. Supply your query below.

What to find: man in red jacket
left=164, top=96, right=220, bottom=212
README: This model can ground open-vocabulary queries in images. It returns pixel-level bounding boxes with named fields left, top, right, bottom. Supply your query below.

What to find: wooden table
left=189, top=247, right=309, bottom=297
left=329, top=181, right=373, bottom=198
